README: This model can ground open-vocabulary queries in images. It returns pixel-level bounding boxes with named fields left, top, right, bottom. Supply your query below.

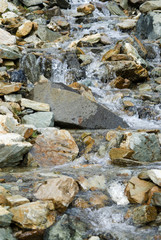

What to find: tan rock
left=6, top=195, right=30, bottom=207
left=21, top=98, right=50, bottom=112
left=125, top=176, right=155, bottom=204
left=28, top=128, right=79, bottom=167
left=132, top=205, right=157, bottom=224
left=77, top=4, right=95, bottom=15
left=110, top=54, right=133, bottom=61
left=34, top=176, right=79, bottom=209
left=77, top=175, right=106, bottom=191
left=109, top=148, right=134, bottom=160
left=89, top=193, right=108, bottom=208
left=0, top=186, right=10, bottom=205
left=106, top=130, right=118, bottom=141
left=117, top=19, right=137, bottom=30
left=123, top=100, right=134, bottom=107
left=16, top=21, right=33, bottom=38
left=0, top=0, right=8, bottom=13
left=110, top=76, right=131, bottom=89
left=0, top=28, right=16, bottom=45
left=69, top=33, right=101, bottom=48
left=147, top=169, right=161, bottom=187
left=102, top=42, right=122, bottom=61
left=10, top=201, right=55, bottom=229
left=0, top=82, right=21, bottom=95
left=74, top=198, right=90, bottom=208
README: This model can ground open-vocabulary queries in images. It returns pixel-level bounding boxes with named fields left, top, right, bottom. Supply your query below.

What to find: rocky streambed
left=0, top=0, right=161, bottom=239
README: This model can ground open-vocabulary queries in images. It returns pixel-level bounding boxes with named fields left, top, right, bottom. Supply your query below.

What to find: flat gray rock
left=22, top=112, right=54, bottom=128
left=20, top=0, right=43, bottom=7
left=31, top=82, right=128, bottom=129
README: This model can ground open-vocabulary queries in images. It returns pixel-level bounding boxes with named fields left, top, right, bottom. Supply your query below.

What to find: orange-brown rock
left=109, top=148, right=134, bottom=160
left=125, top=176, right=155, bottom=204
left=102, top=42, right=122, bottom=61
left=0, top=186, right=10, bottom=205
left=111, top=54, right=133, bottom=61
left=16, top=21, right=33, bottom=38
left=34, top=175, right=79, bottom=210
left=132, top=205, right=157, bottom=224
left=74, top=198, right=90, bottom=208
left=110, top=76, right=131, bottom=89
left=0, top=82, right=21, bottom=95
left=89, top=193, right=109, bottom=208
left=27, top=128, right=79, bottom=167
left=77, top=4, right=95, bottom=15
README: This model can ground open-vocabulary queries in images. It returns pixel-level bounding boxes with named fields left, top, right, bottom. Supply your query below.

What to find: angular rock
left=0, top=45, right=22, bottom=60
left=110, top=76, right=131, bottom=89
left=125, top=176, right=155, bottom=204
left=0, top=29, right=16, bottom=45
left=0, top=228, right=16, bottom=240
left=132, top=205, right=157, bottom=224
left=21, top=98, right=50, bottom=112
left=22, top=112, right=54, bottom=128
left=0, top=0, right=8, bottom=13
left=117, top=19, right=137, bottom=30
left=36, top=25, right=61, bottom=42
left=28, top=128, right=79, bottom=166
left=77, top=4, right=95, bottom=15
left=0, top=82, right=21, bottom=95
left=77, top=175, right=106, bottom=191
left=0, top=206, right=13, bottom=227
left=102, top=42, right=122, bottom=61
left=147, top=169, right=161, bottom=187
left=0, top=133, right=32, bottom=167
left=0, top=186, right=9, bottom=206
left=4, top=94, right=22, bottom=102
left=69, top=33, right=102, bottom=48
left=16, top=21, right=33, bottom=38
left=140, top=1, right=161, bottom=13
left=6, top=195, right=29, bottom=207
left=31, top=82, right=128, bottom=129
left=151, top=192, right=161, bottom=206
left=10, top=201, right=55, bottom=230
left=34, top=176, right=79, bottom=209
left=109, top=148, right=134, bottom=160
left=19, top=0, right=43, bottom=7
left=107, top=1, right=125, bottom=16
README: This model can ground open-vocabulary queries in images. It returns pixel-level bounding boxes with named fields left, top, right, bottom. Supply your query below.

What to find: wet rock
left=117, top=19, right=137, bottom=30
left=0, top=29, right=16, bottom=45
left=106, top=1, right=125, bottom=15
left=0, top=45, right=22, bottom=60
left=0, top=0, right=8, bottom=13
left=151, top=192, right=161, bottom=206
left=0, top=206, right=13, bottom=227
left=136, top=12, right=161, bottom=40
left=110, top=76, right=131, bottom=89
left=6, top=195, right=29, bottom=207
left=102, top=42, right=122, bottom=61
left=132, top=205, right=157, bottom=224
left=0, top=133, right=32, bottom=167
left=151, top=67, right=161, bottom=78
left=31, top=82, right=128, bottom=129
left=140, top=1, right=161, bottom=13
left=77, top=175, right=106, bottom=191
left=44, top=6, right=63, bottom=19
left=0, top=82, right=21, bottom=95
left=109, top=148, right=134, bottom=160
left=28, top=128, right=79, bottom=167
left=45, top=214, right=87, bottom=240
left=77, top=4, right=95, bottom=15
left=125, top=176, right=155, bottom=204
left=138, top=83, right=152, bottom=92
left=21, top=98, right=50, bottom=112
left=47, top=16, right=70, bottom=31
left=34, top=175, right=79, bottom=209
left=10, top=201, right=55, bottom=230
left=9, top=69, right=27, bottom=84
left=89, top=193, right=109, bottom=209
left=48, top=0, right=71, bottom=9
left=147, top=169, right=161, bottom=187
left=0, top=228, right=16, bottom=240
left=69, top=33, right=102, bottom=48
left=19, top=0, right=43, bottom=7
left=22, top=112, right=54, bottom=128
left=16, top=21, right=33, bottom=38
left=36, top=24, right=61, bottom=42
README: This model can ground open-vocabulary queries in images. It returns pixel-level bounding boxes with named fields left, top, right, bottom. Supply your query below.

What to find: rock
left=19, top=0, right=43, bottom=7
left=0, top=228, right=16, bottom=240
left=0, top=29, right=16, bottom=45
left=34, top=176, right=79, bottom=209
left=107, top=1, right=125, bottom=15
left=0, top=82, right=21, bottom=95
left=16, top=21, right=33, bottom=38
left=89, top=194, right=109, bottom=209
left=136, top=12, right=161, bottom=40
left=6, top=195, right=29, bottom=207
left=44, top=6, right=63, bottom=19
left=10, top=201, right=55, bottom=230
left=0, top=186, right=9, bottom=205
left=14, top=124, right=35, bottom=139
left=14, top=229, right=44, bottom=240
left=147, top=169, right=161, bottom=187
left=45, top=214, right=86, bottom=240
left=22, top=112, right=54, bottom=128
left=151, top=192, right=161, bottom=206
left=117, top=19, right=137, bottom=30
left=31, top=82, right=128, bottom=129
left=47, top=16, right=70, bottom=31
left=77, top=4, right=95, bottom=15
left=2, top=11, right=18, bottom=19
left=102, top=42, right=122, bottom=61
left=109, top=148, right=134, bottom=160
left=0, top=133, right=32, bottom=167
left=77, top=175, right=106, bottom=191
left=69, top=33, right=102, bottom=48
left=28, top=128, right=79, bottom=167
left=89, top=237, right=100, bottom=240
left=110, top=54, right=133, bottom=61
left=110, top=76, right=131, bottom=89
left=132, top=205, right=157, bottom=224
left=0, top=0, right=8, bottom=13
left=138, top=83, right=152, bottom=92
left=120, top=132, right=161, bottom=162
left=48, top=0, right=71, bottom=9
left=125, top=176, right=155, bottom=204
left=21, top=98, right=50, bottom=112
left=0, top=206, right=13, bottom=227
left=0, top=45, right=22, bottom=60
left=4, top=94, right=22, bottom=102
left=36, top=25, right=61, bottom=42
left=140, top=1, right=161, bottom=13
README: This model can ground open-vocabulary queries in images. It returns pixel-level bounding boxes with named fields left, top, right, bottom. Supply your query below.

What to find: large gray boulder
left=31, top=82, right=128, bottom=129
left=19, top=0, right=43, bottom=7
left=136, top=11, right=161, bottom=40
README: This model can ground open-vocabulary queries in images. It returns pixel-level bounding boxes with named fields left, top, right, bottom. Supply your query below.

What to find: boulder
left=22, top=112, right=54, bottom=128
left=147, top=169, right=161, bottom=186
left=0, top=29, right=16, bottom=45
left=0, top=82, right=21, bottom=95
left=0, top=0, right=8, bottom=13
left=28, top=128, right=79, bottom=166
left=132, top=205, right=157, bottom=224
left=0, top=45, right=22, bottom=60
left=21, top=98, right=50, bottom=112
left=19, top=0, right=43, bottom=7
left=31, top=82, right=128, bottom=129
left=136, top=12, right=161, bottom=40
left=10, top=201, right=55, bottom=230
left=34, top=176, right=79, bottom=209
left=125, top=176, right=155, bottom=204
left=0, top=206, right=13, bottom=227
left=140, top=1, right=161, bottom=13
left=0, top=133, right=32, bottom=167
